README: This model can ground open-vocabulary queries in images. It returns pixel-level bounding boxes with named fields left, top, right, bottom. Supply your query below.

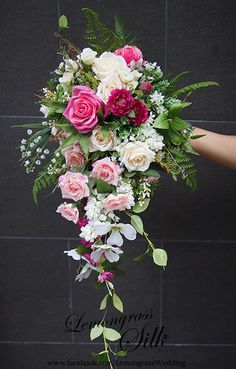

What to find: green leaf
left=78, top=133, right=89, bottom=159
left=41, top=100, right=66, bottom=113
left=132, top=198, right=150, bottom=213
left=133, top=252, right=148, bottom=262
left=116, top=350, right=127, bottom=357
left=172, top=81, right=219, bottom=97
left=168, top=102, right=191, bottom=119
left=90, top=324, right=104, bottom=341
left=57, top=134, right=80, bottom=151
left=170, top=117, right=189, bottom=131
left=127, top=110, right=135, bottom=118
left=100, top=294, right=110, bottom=310
left=59, top=15, right=69, bottom=29
left=153, top=114, right=169, bottom=129
left=103, top=327, right=121, bottom=341
left=142, top=168, right=160, bottom=177
left=152, top=248, right=168, bottom=267
left=96, top=179, right=114, bottom=194
left=131, top=214, right=144, bottom=235
left=75, top=245, right=89, bottom=255
left=99, top=125, right=110, bottom=139
left=112, top=293, right=123, bottom=313
left=82, top=8, right=123, bottom=53
left=190, top=134, right=206, bottom=140
left=166, top=131, right=185, bottom=145
left=91, top=351, right=109, bottom=364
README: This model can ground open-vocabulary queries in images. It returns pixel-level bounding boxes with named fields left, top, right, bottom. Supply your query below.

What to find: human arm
left=190, top=127, right=236, bottom=170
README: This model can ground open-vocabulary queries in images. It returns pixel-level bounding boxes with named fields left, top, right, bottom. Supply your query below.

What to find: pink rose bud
left=98, top=271, right=115, bottom=283
left=114, top=45, right=143, bottom=66
left=91, top=157, right=121, bottom=186
left=61, top=142, right=85, bottom=168
left=58, top=171, right=89, bottom=202
left=140, top=82, right=152, bottom=94
left=56, top=202, right=79, bottom=224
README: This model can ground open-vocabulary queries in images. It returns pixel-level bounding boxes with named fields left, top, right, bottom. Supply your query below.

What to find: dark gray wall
left=1, top=1, right=236, bottom=368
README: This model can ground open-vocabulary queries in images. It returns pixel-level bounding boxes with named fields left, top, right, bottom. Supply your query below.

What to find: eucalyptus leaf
left=103, top=327, right=121, bottom=341
left=100, top=294, right=110, bottom=310
left=90, top=324, right=104, bottom=340
left=152, top=248, right=168, bottom=267
left=112, top=293, right=123, bottom=313
left=131, top=214, right=144, bottom=235
left=132, top=198, right=150, bottom=213
left=117, top=350, right=127, bottom=357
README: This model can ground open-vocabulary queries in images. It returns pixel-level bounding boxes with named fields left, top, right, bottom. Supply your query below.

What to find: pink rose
left=91, top=157, right=121, bottom=186
left=56, top=202, right=79, bottom=224
left=128, top=99, right=149, bottom=126
left=107, top=88, right=134, bottom=117
left=140, top=82, right=152, bottom=94
left=62, top=142, right=85, bottom=168
left=103, top=193, right=131, bottom=211
left=114, top=45, right=143, bottom=66
left=58, top=171, right=89, bottom=201
left=98, top=271, right=115, bottom=283
left=63, top=85, right=105, bottom=133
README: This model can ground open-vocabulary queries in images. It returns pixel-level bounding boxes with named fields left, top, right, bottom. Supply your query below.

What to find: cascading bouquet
left=16, top=8, right=218, bottom=367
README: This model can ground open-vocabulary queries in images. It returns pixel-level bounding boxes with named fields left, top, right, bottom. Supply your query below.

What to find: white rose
left=119, top=141, right=155, bottom=172
left=92, top=52, right=127, bottom=80
left=89, top=126, right=118, bottom=152
left=118, top=67, right=134, bottom=83
left=97, top=73, right=123, bottom=102
left=80, top=48, right=97, bottom=65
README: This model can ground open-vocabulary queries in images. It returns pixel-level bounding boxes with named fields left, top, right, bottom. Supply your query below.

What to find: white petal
left=94, top=222, right=112, bottom=236
left=64, top=249, right=81, bottom=261
left=90, top=249, right=104, bottom=262
left=107, top=230, right=123, bottom=246
left=105, top=250, right=120, bottom=262
left=119, top=223, right=137, bottom=240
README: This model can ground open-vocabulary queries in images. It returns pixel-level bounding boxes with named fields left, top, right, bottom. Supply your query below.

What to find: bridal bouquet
left=17, top=8, right=218, bottom=367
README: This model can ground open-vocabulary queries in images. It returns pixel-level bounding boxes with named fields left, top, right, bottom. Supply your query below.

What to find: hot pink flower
left=140, top=82, right=152, bottom=94
left=98, top=271, right=115, bottom=283
left=91, top=157, right=121, bottom=186
left=103, top=193, right=132, bottom=211
left=128, top=99, right=149, bottom=126
left=114, top=45, right=143, bottom=66
left=58, top=171, right=89, bottom=201
left=80, top=238, right=93, bottom=247
left=77, top=217, right=89, bottom=227
left=56, top=202, right=79, bottom=224
left=62, top=142, right=85, bottom=168
left=83, top=253, right=99, bottom=266
left=63, top=85, right=105, bottom=133
left=107, top=88, right=134, bottom=117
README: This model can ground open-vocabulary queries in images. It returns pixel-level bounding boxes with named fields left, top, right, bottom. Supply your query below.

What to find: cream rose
left=59, top=71, right=74, bottom=89
left=89, top=125, right=117, bottom=152
left=92, top=52, right=127, bottom=80
left=80, top=48, right=97, bottom=65
left=119, top=141, right=155, bottom=172
left=96, top=73, right=123, bottom=102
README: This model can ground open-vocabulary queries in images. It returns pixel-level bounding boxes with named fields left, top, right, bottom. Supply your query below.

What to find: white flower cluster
left=150, top=91, right=166, bottom=115
left=135, top=122, right=165, bottom=152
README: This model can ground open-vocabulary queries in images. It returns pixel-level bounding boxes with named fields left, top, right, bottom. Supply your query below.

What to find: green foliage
left=130, top=214, right=144, bottom=235
left=82, top=8, right=123, bottom=53
left=96, top=179, right=115, bottom=194
left=90, top=324, right=104, bottom=340
left=114, top=14, right=136, bottom=45
left=100, top=294, right=110, bottom=310
left=172, top=81, right=219, bottom=97
left=59, top=15, right=69, bottom=29
left=112, top=293, right=123, bottom=313
left=152, top=248, right=168, bottom=267
left=103, top=327, right=121, bottom=341
left=132, top=198, right=150, bottom=213
left=166, top=71, right=190, bottom=94
left=157, top=146, right=197, bottom=190
left=32, top=168, right=59, bottom=205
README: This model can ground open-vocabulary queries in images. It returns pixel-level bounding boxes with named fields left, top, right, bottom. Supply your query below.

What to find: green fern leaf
left=172, top=81, right=219, bottom=97
left=166, top=71, right=190, bottom=94
left=32, top=168, right=60, bottom=205
left=114, top=14, right=136, bottom=45
left=82, top=8, right=123, bottom=53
